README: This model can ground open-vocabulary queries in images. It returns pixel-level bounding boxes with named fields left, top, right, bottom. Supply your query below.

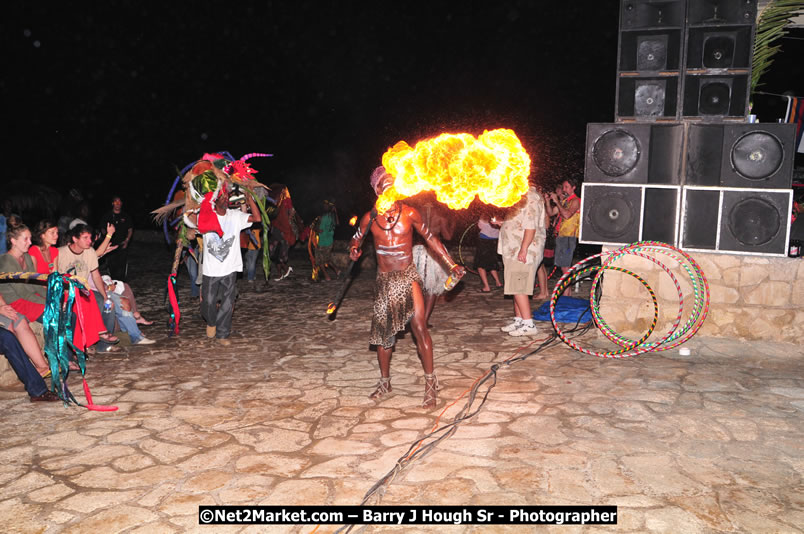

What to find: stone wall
left=597, top=247, right=804, bottom=344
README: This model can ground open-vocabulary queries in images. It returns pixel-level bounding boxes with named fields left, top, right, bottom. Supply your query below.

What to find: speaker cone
left=730, top=131, right=784, bottom=181
left=592, top=130, right=641, bottom=177
left=637, top=36, right=668, bottom=70
left=702, top=34, right=736, bottom=69
left=727, top=197, right=781, bottom=246
left=699, top=81, right=731, bottom=115
left=587, top=192, right=637, bottom=239
left=634, top=80, right=666, bottom=117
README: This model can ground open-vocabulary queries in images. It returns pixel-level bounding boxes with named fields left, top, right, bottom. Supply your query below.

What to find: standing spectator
left=313, top=200, right=341, bottom=281
left=535, top=185, right=556, bottom=301
left=498, top=182, right=547, bottom=337
left=185, top=233, right=202, bottom=299
left=241, top=225, right=262, bottom=283
left=547, top=178, right=581, bottom=296
left=201, top=187, right=260, bottom=345
left=98, top=196, right=133, bottom=281
left=475, top=214, right=503, bottom=292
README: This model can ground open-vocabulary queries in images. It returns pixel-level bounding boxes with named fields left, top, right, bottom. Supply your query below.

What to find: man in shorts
left=498, top=182, right=547, bottom=336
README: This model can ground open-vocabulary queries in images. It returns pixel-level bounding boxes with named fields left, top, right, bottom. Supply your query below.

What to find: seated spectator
left=0, top=224, right=46, bottom=322
left=0, top=327, right=58, bottom=402
left=101, top=275, right=153, bottom=326
left=56, top=224, right=155, bottom=346
left=92, top=222, right=152, bottom=324
left=29, top=220, right=119, bottom=351
left=0, top=293, right=52, bottom=376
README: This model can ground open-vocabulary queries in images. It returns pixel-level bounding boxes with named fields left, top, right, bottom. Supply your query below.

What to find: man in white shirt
left=201, top=186, right=260, bottom=345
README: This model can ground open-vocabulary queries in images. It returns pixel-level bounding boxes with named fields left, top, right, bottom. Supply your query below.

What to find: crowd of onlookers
left=0, top=178, right=581, bottom=402
left=0, top=196, right=155, bottom=402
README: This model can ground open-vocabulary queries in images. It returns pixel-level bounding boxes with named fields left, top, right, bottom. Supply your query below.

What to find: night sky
left=6, top=2, right=800, bottom=228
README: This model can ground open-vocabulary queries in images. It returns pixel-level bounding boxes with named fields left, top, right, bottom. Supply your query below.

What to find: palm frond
left=752, top=0, right=804, bottom=94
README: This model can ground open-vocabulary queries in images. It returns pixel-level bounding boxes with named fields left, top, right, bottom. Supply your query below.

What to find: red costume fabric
left=197, top=191, right=224, bottom=237
left=29, top=246, right=101, bottom=349
left=274, top=197, right=299, bottom=246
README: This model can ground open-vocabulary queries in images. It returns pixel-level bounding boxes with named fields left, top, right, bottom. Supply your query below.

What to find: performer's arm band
left=105, top=234, right=112, bottom=239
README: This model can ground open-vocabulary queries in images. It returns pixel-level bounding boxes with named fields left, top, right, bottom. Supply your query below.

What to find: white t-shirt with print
left=202, top=209, right=252, bottom=277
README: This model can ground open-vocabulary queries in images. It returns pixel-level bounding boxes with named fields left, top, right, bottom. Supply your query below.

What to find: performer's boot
left=422, top=373, right=439, bottom=408
left=369, top=376, right=392, bottom=399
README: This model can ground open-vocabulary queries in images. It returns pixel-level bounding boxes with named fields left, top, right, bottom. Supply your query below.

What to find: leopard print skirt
left=370, top=263, right=422, bottom=348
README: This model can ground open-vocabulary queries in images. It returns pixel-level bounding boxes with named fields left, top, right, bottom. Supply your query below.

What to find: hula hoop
left=549, top=241, right=709, bottom=358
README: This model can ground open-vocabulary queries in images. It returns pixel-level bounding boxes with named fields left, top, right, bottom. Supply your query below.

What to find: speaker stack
left=581, top=0, right=796, bottom=257
left=682, top=0, right=755, bottom=119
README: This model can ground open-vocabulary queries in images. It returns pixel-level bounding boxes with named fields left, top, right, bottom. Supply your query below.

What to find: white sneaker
left=501, top=318, right=523, bottom=333
left=135, top=336, right=156, bottom=345
left=509, top=322, right=539, bottom=337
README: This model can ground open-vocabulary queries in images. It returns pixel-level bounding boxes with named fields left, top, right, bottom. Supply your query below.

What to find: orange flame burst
left=326, top=302, right=337, bottom=314
left=349, top=215, right=358, bottom=226
left=376, top=129, right=531, bottom=213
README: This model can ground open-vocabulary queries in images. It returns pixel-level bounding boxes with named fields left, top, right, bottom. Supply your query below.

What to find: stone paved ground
left=0, top=241, right=802, bottom=533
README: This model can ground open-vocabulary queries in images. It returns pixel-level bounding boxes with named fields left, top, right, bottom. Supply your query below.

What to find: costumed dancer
left=411, top=197, right=455, bottom=325
left=199, top=183, right=260, bottom=345
left=349, top=166, right=465, bottom=409
left=152, top=153, right=273, bottom=335
left=269, top=184, right=303, bottom=281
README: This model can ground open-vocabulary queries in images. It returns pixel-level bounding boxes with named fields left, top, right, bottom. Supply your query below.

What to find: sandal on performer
left=369, top=377, right=392, bottom=400
left=422, top=373, right=439, bottom=409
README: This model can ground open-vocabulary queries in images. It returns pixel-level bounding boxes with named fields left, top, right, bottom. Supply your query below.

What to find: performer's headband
left=370, top=166, right=391, bottom=192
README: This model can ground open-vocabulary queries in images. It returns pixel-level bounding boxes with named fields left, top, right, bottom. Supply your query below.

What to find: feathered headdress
left=152, top=152, right=276, bottom=335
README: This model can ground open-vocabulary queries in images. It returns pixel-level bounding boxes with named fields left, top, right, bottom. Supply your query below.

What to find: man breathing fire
left=349, top=166, right=465, bottom=408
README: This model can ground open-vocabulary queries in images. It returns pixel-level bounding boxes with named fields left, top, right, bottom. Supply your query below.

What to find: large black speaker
left=680, top=187, right=792, bottom=255
left=682, top=73, right=750, bottom=118
left=685, top=123, right=796, bottom=188
left=585, top=123, right=684, bottom=184
left=618, top=76, right=681, bottom=119
left=617, top=0, right=685, bottom=121
left=580, top=184, right=680, bottom=246
left=621, top=0, right=685, bottom=29
left=681, top=0, right=756, bottom=119
left=686, top=0, right=757, bottom=26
